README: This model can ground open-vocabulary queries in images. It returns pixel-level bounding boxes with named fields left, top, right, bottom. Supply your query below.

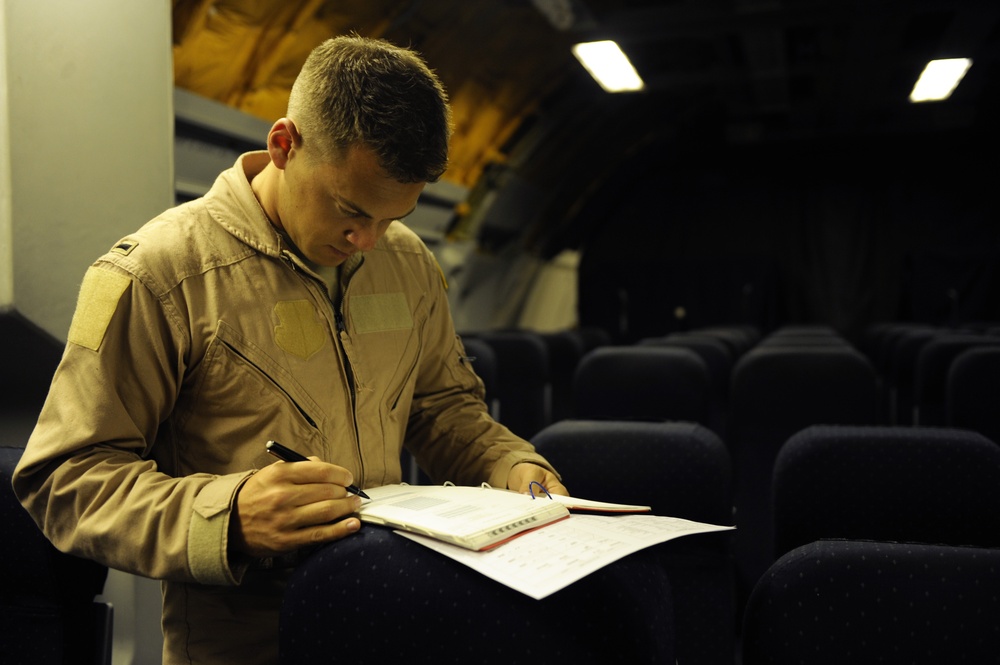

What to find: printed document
left=396, top=513, right=734, bottom=599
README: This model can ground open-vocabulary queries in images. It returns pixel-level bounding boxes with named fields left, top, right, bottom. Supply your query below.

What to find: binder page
left=357, top=484, right=569, bottom=550
left=395, top=514, right=734, bottom=599
left=548, top=494, right=651, bottom=513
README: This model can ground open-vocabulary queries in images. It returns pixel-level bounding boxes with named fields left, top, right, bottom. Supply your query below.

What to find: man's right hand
left=229, top=458, right=362, bottom=558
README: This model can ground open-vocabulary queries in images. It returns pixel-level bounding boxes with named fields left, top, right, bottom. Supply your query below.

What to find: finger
left=544, top=479, right=570, bottom=496
left=259, top=515, right=363, bottom=555
left=244, top=497, right=362, bottom=554
left=269, top=459, right=356, bottom=488
left=286, top=496, right=362, bottom=529
left=298, top=516, right=363, bottom=547
left=529, top=471, right=567, bottom=495
left=514, top=471, right=569, bottom=497
left=283, top=481, right=355, bottom=507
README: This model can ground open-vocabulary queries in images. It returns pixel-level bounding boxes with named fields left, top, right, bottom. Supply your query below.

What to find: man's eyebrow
left=339, top=196, right=417, bottom=221
left=336, top=196, right=371, bottom=218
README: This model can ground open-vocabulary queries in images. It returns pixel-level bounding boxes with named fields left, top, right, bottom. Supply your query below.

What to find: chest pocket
left=178, top=320, right=327, bottom=474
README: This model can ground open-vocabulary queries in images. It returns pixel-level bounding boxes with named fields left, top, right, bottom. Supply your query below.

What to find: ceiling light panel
left=572, top=40, right=645, bottom=93
left=909, top=58, right=973, bottom=103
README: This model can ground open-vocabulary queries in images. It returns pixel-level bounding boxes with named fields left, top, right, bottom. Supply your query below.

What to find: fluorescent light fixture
left=909, top=58, right=973, bottom=102
left=572, top=40, right=645, bottom=93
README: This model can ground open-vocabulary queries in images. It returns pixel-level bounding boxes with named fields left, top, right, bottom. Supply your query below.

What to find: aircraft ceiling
left=172, top=0, right=999, bottom=209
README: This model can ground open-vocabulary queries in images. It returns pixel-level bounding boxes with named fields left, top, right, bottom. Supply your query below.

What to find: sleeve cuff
left=187, top=471, right=255, bottom=586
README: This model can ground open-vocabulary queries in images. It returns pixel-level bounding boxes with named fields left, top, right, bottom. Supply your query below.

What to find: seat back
left=697, top=324, right=760, bottom=360
left=757, top=330, right=847, bottom=348
left=743, top=540, right=1000, bottom=665
left=573, top=346, right=711, bottom=425
left=639, top=333, right=734, bottom=434
left=913, top=333, right=1000, bottom=425
left=729, top=346, right=879, bottom=444
left=531, top=420, right=731, bottom=522
left=570, top=325, right=613, bottom=354
left=947, top=345, right=1000, bottom=443
left=727, top=345, right=879, bottom=594
left=476, top=330, right=550, bottom=438
left=538, top=330, right=586, bottom=424
left=281, top=525, right=675, bottom=664
left=773, top=425, right=1000, bottom=558
left=458, top=336, right=498, bottom=413
left=0, top=445, right=112, bottom=665
left=885, top=325, right=940, bottom=424
left=531, top=420, right=733, bottom=665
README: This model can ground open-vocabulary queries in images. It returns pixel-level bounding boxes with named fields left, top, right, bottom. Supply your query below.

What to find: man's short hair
left=288, top=34, right=452, bottom=183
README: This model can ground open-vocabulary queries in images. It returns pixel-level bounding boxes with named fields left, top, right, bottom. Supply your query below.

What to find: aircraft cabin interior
left=2, top=1, right=999, bottom=663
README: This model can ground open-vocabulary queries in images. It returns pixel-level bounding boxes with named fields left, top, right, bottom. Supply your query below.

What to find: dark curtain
left=578, top=130, right=1000, bottom=344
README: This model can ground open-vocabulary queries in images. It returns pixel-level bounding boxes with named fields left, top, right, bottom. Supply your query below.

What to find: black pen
left=265, top=440, right=370, bottom=500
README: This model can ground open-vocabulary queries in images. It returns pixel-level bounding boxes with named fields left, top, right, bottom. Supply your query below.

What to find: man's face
left=277, top=143, right=425, bottom=267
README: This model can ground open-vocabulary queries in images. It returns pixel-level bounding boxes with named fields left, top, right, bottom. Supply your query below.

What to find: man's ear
left=267, top=118, right=303, bottom=169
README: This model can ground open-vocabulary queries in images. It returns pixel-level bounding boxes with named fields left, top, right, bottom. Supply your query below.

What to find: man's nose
left=345, top=223, right=379, bottom=251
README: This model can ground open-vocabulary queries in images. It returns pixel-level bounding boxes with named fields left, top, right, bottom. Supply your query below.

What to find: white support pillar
left=0, top=0, right=174, bottom=339
left=1, top=2, right=174, bottom=663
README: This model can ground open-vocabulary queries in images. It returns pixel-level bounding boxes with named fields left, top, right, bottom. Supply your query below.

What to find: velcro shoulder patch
left=67, top=267, right=131, bottom=351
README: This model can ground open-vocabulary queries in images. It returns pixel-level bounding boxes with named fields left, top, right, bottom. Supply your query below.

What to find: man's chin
left=311, top=247, right=351, bottom=267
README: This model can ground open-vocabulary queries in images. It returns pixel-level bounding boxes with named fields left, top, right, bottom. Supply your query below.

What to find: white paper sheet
left=395, top=514, right=734, bottom=599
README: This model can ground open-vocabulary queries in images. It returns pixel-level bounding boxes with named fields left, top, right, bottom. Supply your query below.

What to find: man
left=14, top=35, right=565, bottom=665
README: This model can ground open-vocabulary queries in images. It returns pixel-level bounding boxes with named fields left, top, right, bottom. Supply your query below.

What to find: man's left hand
left=506, top=463, right=569, bottom=497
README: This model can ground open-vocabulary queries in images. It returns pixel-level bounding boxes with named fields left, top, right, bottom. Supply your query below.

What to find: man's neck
left=250, top=160, right=283, bottom=234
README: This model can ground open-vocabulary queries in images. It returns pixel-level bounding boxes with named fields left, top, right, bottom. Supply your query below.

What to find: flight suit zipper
left=332, top=298, right=366, bottom=485
left=281, top=251, right=365, bottom=481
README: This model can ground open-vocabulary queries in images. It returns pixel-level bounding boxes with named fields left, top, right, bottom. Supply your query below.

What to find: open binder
left=355, top=483, right=731, bottom=598
left=356, top=483, right=650, bottom=551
